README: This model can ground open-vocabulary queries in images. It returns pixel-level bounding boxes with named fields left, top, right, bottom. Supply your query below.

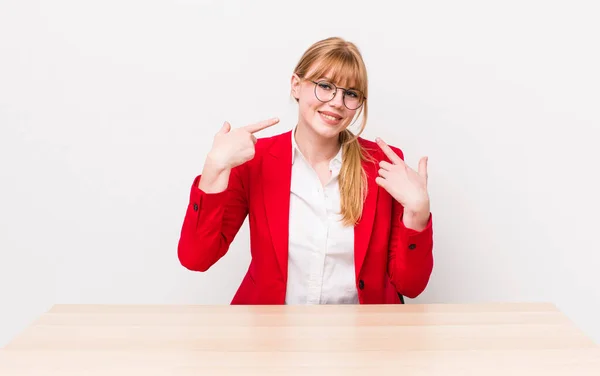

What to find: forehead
left=320, top=73, right=358, bottom=90
left=305, top=64, right=361, bottom=90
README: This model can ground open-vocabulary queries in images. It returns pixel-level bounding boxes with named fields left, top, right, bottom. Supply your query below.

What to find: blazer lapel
left=354, top=144, right=379, bottom=280
left=261, top=132, right=378, bottom=283
left=261, top=131, right=292, bottom=282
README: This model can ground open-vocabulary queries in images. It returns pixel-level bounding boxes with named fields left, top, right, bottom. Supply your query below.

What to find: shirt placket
left=307, top=159, right=341, bottom=304
left=306, top=180, right=327, bottom=304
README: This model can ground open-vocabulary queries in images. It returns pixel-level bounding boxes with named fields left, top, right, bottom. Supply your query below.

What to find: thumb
left=418, top=156, right=428, bottom=184
left=218, top=121, right=231, bottom=134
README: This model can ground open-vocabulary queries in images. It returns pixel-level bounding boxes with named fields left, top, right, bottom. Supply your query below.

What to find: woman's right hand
left=199, top=117, right=279, bottom=193
left=206, top=117, right=280, bottom=171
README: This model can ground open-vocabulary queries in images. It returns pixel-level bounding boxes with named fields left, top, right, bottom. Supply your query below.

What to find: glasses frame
left=309, top=79, right=366, bottom=110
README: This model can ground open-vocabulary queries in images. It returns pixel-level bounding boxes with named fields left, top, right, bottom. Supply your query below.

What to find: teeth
left=321, top=113, right=339, bottom=121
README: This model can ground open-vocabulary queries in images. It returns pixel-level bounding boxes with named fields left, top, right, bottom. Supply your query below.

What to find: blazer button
left=408, top=243, right=416, bottom=250
left=193, top=203, right=199, bottom=212
left=358, top=280, right=365, bottom=290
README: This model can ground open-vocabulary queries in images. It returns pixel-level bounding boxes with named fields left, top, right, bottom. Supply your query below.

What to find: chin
left=312, top=123, right=342, bottom=139
left=310, top=114, right=348, bottom=138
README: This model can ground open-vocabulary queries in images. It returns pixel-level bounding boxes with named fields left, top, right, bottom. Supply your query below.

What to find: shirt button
left=358, top=280, right=365, bottom=290
left=193, top=203, right=199, bottom=212
left=408, top=244, right=417, bottom=250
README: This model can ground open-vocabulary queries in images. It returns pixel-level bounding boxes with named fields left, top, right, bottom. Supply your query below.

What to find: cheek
left=299, top=93, right=321, bottom=114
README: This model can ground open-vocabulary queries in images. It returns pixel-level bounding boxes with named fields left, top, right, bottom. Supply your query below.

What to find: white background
left=1, top=0, right=599, bottom=347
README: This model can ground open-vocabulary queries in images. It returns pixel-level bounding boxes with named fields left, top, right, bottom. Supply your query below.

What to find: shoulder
left=235, top=130, right=291, bottom=173
left=228, top=130, right=291, bottom=184
left=255, top=130, right=291, bottom=154
left=357, top=136, right=405, bottom=162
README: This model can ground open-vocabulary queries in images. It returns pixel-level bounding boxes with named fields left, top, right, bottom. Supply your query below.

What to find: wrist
left=205, top=153, right=230, bottom=174
left=402, top=209, right=430, bottom=231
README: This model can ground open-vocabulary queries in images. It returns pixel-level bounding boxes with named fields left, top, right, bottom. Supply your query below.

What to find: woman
left=177, top=37, right=433, bottom=305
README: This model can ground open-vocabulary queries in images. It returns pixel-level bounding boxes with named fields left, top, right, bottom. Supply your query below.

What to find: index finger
left=243, top=117, right=280, bottom=134
left=376, top=137, right=403, bottom=165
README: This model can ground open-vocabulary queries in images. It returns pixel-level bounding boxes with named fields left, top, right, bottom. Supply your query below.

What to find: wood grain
left=1, top=303, right=599, bottom=375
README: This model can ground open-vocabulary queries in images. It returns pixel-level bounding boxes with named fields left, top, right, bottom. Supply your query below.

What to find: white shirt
left=285, top=130, right=358, bottom=304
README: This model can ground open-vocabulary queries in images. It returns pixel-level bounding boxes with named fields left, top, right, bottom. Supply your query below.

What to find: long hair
left=293, top=37, right=370, bottom=226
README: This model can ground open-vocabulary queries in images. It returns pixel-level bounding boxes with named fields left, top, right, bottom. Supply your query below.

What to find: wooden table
left=1, top=303, right=599, bottom=375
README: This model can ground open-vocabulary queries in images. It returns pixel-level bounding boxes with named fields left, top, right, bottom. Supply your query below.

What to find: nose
left=329, top=89, right=344, bottom=108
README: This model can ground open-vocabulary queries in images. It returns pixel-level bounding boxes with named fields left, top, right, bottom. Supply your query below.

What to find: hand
left=207, top=117, right=280, bottom=171
left=375, top=138, right=430, bottom=229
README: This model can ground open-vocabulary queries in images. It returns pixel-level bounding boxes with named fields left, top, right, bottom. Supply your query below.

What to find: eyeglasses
left=310, top=80, right=366, bottom=110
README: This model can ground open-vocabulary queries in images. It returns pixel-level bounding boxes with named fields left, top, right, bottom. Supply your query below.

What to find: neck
left=294, top=123, right=341, bottom=165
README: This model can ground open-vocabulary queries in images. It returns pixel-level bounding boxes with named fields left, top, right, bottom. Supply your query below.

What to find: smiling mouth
left=318, top=111, right=342, bottom=121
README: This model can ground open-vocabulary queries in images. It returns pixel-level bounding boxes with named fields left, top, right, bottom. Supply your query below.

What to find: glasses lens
left=343, top=90, right=363, bottom=110
left=314, top=81, right=336, bottom=102
left=313, top=80, right=364, bottom=110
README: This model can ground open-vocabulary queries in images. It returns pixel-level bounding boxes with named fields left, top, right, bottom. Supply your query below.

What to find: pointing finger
left=376, top=138, right=403, bottom=165
left=244, top=117, right=280, bottom=134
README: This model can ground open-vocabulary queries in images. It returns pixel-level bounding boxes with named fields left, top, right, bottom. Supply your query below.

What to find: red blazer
left=177, top=131, right=434, bottom=304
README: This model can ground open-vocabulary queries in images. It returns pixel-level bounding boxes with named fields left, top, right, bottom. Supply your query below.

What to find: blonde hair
left=293, top=37, right=370, bottom=226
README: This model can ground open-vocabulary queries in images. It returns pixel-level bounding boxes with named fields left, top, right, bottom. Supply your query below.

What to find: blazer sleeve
left=385, top=145, right=434, bottom=299
left=387, top=202, right=434, bottom=299
left=177, top=165, right=249, bottom=272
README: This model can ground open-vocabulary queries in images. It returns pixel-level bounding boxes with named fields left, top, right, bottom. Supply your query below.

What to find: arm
left=387, top=200, right=434, bottom=299
left=177, top=117, right=279, bottom=272
left=177, top=163, right=249, bottom=272
left=374, top=138, right=434, bottom=299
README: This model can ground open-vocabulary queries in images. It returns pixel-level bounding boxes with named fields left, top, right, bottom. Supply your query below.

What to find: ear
left=290, top=73, right=301, bottom=100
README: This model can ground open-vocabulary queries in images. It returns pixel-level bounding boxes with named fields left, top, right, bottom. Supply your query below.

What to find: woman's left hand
left=375, top=138, right=430, bottom=231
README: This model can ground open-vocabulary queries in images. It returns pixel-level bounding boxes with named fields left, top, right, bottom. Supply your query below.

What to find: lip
left=318, top=111, right=343, bottom=126
left=319, top=110, right=343, bottom=119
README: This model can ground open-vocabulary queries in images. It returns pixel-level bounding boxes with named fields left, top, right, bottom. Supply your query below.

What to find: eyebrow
left=319, top=77, right=360, bottom=91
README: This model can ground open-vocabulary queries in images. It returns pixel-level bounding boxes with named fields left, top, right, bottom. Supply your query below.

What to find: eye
left=345, top=90, right=359, bottom=98
left=318, top=82, right=334, bottom=91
